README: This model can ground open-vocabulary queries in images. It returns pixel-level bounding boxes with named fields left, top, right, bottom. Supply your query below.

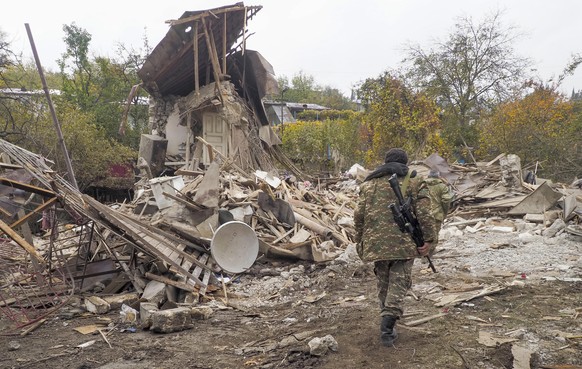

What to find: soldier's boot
left=380, top=315, right=398, bottom=346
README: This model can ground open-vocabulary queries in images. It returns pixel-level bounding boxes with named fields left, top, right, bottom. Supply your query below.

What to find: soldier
left=424, top=169, right=454, bottom=247
left=354, top=148, right=437, bottom=347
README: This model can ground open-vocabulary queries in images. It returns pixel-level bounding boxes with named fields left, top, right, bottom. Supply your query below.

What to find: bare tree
left=404, top=12, right=529, bottom=131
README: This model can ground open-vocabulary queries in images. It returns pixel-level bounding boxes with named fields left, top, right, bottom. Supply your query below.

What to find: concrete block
left=150, top=307, right=193, bottom=333
left=84, top=296, right=111, bottom=314
left=142, top=280, right=167, bottom=304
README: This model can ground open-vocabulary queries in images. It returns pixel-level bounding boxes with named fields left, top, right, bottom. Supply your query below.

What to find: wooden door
left=202, top=112, right=227, bottom=165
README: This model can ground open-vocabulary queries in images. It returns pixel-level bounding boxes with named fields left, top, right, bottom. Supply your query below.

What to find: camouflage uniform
left=424, top=177, right=454, bottom=244
left=354, top=173, right=436, bottom=319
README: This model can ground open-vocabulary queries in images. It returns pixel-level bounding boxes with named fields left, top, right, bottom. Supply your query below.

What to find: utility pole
left=25, top=23, right=79, bottom=190
left=280, top=88, right=288, bottom=132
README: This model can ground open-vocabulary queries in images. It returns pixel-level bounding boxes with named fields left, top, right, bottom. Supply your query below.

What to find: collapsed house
left=0, top=4, right=356, bottom=333
left=136, top=2, right=295, bottom=177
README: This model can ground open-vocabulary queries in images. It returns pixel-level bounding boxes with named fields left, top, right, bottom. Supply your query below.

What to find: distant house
left=0, top=88, right=61, bottom=98
left=263, top=100, right=330, bottom=125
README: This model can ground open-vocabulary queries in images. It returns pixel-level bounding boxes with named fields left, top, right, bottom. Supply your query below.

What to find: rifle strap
left=401, top=170, right=412, bottom=196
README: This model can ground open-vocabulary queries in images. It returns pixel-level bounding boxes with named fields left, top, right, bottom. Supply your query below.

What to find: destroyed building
left=0, top=3, right=354, bottom=334
left=137, top=3, right=291, bottom=176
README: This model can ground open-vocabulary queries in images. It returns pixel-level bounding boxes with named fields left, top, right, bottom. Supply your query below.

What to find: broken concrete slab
left=150, top=307, right=193, bottom=333
left=192, top=161, right=220, bottom=208
left=508, top=182, right=563, bottom=215
left=563, top=193, right=578, bottom=220
left=84, top=296, right=111, bottom=314
left=542, top=218, right=566, bottom=238
left=523, top=214, right=545, bottom=223
left=142, top=280, right=167, bottom=304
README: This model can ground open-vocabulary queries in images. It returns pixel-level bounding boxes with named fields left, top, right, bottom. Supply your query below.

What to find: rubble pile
left=0, top=138, right=580, bottom=337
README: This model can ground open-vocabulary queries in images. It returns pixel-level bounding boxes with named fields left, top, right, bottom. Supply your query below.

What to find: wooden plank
left=192, top=253, right=209, bottom=280
left=193, top=21, right=199, bottom=95
left=0, top=177, right=55, bottom=197
left=83, top=195, right=206, bottom=287
left=199, top=266, right=211, bottom=296
left=201, top=17, right=223, bottom=99
left=7, top=197, right=57, bottom=231
left=145, top=272, right=196, bottom=292
left=222, top=12, right=227, bottom=73
left=402, top=313, right=447, bottom=327
left=0, top=219, right=44, bottom=264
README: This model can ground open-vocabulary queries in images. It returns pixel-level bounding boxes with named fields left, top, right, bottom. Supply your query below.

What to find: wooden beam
left=0, top=178, right=55, bottom=197
left=0, top=219, right=44, bottom=264
left=145, top=272, right=196, bottom=292
left=201, top=17, right=224, bottom=99
left=402, top=313, right=447, bottom=327
left=193, top=21, right=199, bottom=95
left=222, top=12, right=227, bottom=74
left=162, top=191, right=205, bottom=212
left=185, top=112, right=192, bottom=167
left=165, top=5, right=261, bottom=26
left=7, top=197, right=57, bottom=231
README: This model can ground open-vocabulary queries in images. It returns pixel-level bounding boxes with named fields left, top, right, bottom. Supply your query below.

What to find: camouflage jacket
left=354, top=173, right=437, bottom=262
left=424, top=177, right=454, bottom=222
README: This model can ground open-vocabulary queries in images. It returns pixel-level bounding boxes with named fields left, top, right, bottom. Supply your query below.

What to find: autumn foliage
left=478, top=87, right=581, bottom=181
left=358, top=75, right=448, bottom=166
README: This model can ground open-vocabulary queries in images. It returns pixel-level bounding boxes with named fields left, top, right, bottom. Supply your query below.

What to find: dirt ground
left=1, top=226, right=581, bottom=369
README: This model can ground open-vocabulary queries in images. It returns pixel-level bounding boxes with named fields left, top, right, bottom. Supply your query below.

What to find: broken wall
left=147, top=81, right=277, bottom=173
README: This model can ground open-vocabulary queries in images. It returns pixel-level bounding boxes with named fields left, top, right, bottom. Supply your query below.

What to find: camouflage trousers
left=374, top=259, right=414, bottom=319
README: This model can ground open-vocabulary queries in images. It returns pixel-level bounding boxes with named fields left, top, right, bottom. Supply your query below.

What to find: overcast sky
left=2, top=0, right=581, bottom=96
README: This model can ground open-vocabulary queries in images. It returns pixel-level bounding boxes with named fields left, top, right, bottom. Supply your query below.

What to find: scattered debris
left=308, top=334, right=338, bottom=356
left=477, top=331, right=519, bottom=347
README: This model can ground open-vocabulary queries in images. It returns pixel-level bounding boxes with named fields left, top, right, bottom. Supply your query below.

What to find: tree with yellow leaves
left=478, top=87, right=580, bottom=182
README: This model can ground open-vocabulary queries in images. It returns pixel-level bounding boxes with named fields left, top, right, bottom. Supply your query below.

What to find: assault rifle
left=387, top=173, right=437, bottom=273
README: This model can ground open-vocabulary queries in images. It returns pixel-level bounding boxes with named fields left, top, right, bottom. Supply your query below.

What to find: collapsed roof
left=138, top=2, right=265, bottom=98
